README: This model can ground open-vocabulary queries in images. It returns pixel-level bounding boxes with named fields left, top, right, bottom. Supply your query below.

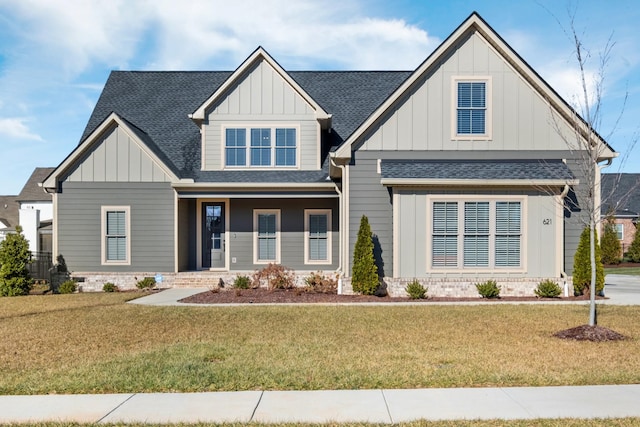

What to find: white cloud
left=0, top=118, right=43, bottom=141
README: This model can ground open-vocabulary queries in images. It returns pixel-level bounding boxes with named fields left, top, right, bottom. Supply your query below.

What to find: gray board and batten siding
left=348, top=150, right=589, bottom=278
left=203, top=59, right=321, bottom=171
left=57, top=182, right=175, bottom=273
left=65, top=125, right=171, bottom=183
left=355, top=30, right=579, bottom=153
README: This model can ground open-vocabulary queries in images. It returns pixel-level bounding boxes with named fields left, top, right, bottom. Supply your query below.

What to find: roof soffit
left=190, top=47, right=331, bottom=122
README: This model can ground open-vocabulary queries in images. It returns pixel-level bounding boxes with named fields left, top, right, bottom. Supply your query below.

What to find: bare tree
left=547, top=12, right=638, bottom=327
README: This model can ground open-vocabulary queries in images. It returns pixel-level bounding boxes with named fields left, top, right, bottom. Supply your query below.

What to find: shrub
left=475, top=280, right=500, bottom=299
left=136, top=277, right=156, bottom=290
left=351, top=215, right=378, bottom=295
left=102, top=282, right=118, bottom=293
left=534, top=279, right=562, bottom=298
left=58, top=280, right=77, bottom=294
left=405, top=279, right=427, bottom=299
left=0, top=225, right=32, bottom=297
left=572, top=227, right=604, bottom=296
left=601, top=215, right=622, bottom=265
left=252, top=264, right=295, bottom=290
left=233, top=275, right=251, bottom=289
left=627, top=226, right=640, bottom=263
left=304, top=272, right=338, bottom=294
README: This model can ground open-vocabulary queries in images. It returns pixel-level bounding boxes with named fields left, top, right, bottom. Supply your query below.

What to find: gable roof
left=0, top=195, right=19, bottom=230
left=190, top=47, right=331, bottom=123
left=16, top=167, right=55, bottom=202
left=43, top=113, right=181, bottom=190
left=333, top=11, right=616, bottom=160
left=601, top=173, right=640, bottom=216
left=66, top=69, right=409, bottom=183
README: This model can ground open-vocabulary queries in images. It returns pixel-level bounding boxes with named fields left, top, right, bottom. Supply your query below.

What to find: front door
left=202, top=203, right=225, bottom=269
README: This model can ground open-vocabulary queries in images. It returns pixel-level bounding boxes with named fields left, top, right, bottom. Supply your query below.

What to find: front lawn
left=605, top=267, right=640, bottom=276
left=1, top=293, right=639, bottom=394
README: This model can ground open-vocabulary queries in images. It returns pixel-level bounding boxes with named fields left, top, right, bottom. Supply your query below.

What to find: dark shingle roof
left=601, top=173, right=640, bottom=216
left=81, top=71, right=411, bottom=182
left=16, top=168, right=55, bottom=202
left=0, top=195, right=19, bottom=229
left=380, top=160, right=575, bottom=181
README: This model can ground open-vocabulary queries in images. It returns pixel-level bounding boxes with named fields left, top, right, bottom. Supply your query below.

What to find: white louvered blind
left=432, top=202, right=458, bottom=267
left=464, top=202, right=490, bottom=267
left=106, top=211, right=126, bottom=261
left=495, top=202, right=521, bottom=267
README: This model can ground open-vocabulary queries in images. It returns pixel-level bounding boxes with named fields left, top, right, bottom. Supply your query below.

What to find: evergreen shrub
left=405, top=279, right=427, bottom=299
left=0, top=226, right=32, bottom=296
left=351, top=215, right=378, bottom=295
left=572, top=227, right=605, bottom=295
left=534, top=279, right=562, bottom=298
left=475, top=280, right=500, bottom=298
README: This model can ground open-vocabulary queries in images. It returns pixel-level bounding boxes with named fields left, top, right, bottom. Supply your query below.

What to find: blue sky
left=0, top=0, right=638, bottom=194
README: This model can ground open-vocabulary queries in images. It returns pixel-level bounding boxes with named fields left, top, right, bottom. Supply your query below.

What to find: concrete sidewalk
left=2, top=385, right=640, bottom=423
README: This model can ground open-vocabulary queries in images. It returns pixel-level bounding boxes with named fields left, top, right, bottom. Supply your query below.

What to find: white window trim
left=221, top=124, right=300, bottom=170
left=426, top=195, right=526, bottom=273
left=253, top=209, right=281, bottom=264
left=451, top=76, right=492, bottom=141
left=615, top=223, right=624, bottom=240
left=304, top=209, right=332, bottom=265
left=101, top=205, right=131, bottom=266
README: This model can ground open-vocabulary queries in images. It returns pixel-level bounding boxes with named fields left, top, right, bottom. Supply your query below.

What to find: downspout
left=330, top=155, right=345, bottom=294
left=559, top=183, right=571, bottom=297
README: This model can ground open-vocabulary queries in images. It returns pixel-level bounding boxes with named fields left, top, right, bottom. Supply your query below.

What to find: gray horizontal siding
left=348, top=154, right=393, bottom=277
left=57, top=182, right=175, bottom=273
left=228, top=198, right=338, bottom=271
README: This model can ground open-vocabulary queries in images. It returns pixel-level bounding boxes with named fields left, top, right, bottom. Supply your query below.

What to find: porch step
left=172, top=272, right=229, bottom=288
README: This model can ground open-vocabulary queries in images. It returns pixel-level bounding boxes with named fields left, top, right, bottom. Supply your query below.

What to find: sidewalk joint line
left=381, top=389, right=393, bottom=423
left=96, top=393, right=136, bottom=423
left=250, top=390, right=264, bottom=422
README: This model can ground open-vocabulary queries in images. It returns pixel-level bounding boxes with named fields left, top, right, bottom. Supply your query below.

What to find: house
left=16, top=167, right=55, bottom=254
left=0, top=195, right=19, bottom=243
left=42, top=12, right=615, bottom=295
left=601, top=173, right=640, bottom=256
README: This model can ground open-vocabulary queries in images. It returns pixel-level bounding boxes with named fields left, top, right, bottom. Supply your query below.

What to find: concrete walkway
left=2, top=385, right=640, bottom=423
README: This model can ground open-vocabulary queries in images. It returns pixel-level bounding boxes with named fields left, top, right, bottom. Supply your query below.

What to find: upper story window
left=452, top=77, right=491, bottom=140
left=225, top=126, right=297, bottom=168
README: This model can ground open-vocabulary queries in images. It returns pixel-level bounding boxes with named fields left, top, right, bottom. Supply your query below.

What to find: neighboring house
left=42, top=13, right=615, bottom=294
left=16, top=167, right=55, bottom=254
left=601, top=173, right=640, bottom=256
left=0, top=195, right=19, bottom=243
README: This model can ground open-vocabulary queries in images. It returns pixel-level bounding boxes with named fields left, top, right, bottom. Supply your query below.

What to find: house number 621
left=543, top=219, right=552, bottom=225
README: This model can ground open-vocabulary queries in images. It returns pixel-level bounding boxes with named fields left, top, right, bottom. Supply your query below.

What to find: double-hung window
left=305, top=209, right=331, bottom=264
left=102, top=206, right=130, bottom=265
left=254, top=209, right=280, bottom=264
left=430, top=198, right=522, bottom=270
left=453, top=77, right=491, bottom=139
left=615, top=223, right=624, bottom=240
left=225, top=128, right=246, bottom=166
left=225, top=126, right=297, bottom=168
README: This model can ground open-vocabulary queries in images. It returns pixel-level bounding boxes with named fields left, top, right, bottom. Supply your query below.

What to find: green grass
left=1, top=293, right=640, bottom=395
left=605, top=267, right=640, bottom=276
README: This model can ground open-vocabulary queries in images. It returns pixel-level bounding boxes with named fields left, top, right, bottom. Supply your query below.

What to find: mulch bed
left=179, top=287, right=604, bottom=305
left=553, top=325, right=626, bottom=342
